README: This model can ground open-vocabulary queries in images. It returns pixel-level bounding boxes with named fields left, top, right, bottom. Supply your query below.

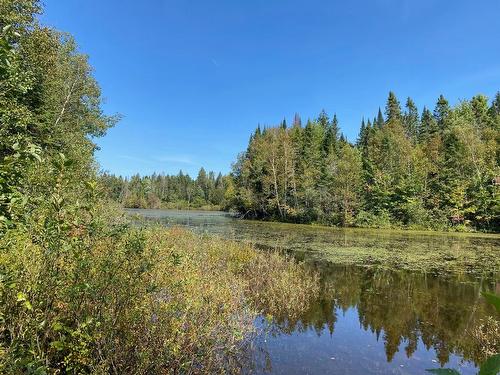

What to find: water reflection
left=253, top=263, right=498, bottom=374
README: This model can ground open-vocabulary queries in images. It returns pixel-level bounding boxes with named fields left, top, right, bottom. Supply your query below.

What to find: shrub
left=0, top=214, right=318, bottom=374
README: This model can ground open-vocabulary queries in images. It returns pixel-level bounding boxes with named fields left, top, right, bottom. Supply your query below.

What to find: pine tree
left=419, top=107, right=439, bottom=141
left=433, top=94, right=450, bottom=130
left=376, top=108, right=384, bottom=128
left=403, top=97, right=419, bottom=140
left=385, top=91, right=402, bottom=123
left=293, top=113, right=302, bottom=127
left=281, top=117, right=287, bottom=129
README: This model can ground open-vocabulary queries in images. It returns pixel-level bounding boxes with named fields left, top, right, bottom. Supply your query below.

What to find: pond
left=127, top=209, right=500, bottom=375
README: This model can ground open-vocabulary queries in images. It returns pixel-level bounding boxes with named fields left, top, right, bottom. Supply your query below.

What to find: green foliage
left=100, top=169, right=231, bottom=210
left=478, top=355, right=500, bottom=375
left=0, top=3, right=319, bottom=373
left=229, top=92, right=500, bottom=232
left=482, top=292, right=500, bottom=314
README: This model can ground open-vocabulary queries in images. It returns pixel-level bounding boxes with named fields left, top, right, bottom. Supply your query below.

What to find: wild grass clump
left=0, top=211, right=318, bottom=374
left=241, top=251, right=320, bottom=320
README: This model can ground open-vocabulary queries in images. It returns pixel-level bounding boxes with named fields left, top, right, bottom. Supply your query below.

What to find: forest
left=100, top=169, right=232, bottom=210
left=1, top=0, right=497, bottom=373
left=229, top=92, right=500, bottom=231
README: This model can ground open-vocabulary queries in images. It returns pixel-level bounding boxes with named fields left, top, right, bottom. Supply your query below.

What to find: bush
left=355, top=209, right=392, bottom=228
left=0, top=212, right=318, bottom=374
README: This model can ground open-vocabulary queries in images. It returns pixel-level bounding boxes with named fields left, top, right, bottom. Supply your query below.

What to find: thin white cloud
left=117, top=154, right=198, bottom=166
left=155, top=155, right=197, bottom=165
left=117, top=154, right=153, bottom=164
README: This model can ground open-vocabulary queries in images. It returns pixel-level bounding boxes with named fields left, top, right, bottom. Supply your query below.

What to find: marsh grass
left=0, top=218, right=318, bottom=374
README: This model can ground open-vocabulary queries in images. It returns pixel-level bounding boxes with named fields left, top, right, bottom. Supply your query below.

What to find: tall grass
left=0, top=204, right=318, bottom=374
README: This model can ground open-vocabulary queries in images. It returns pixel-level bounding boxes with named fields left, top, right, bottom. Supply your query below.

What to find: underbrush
left=0, top=213, right=318, bottom=374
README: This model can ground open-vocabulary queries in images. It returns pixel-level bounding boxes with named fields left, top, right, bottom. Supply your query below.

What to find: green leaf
left=479, top=354, right=500, bottom=375
left=50, top=340, right=65, bottom=351
left=426, top=370, right=461, bottom=375
left=16, top=292, right=33, bottom=310
left=24, top=300, right=33, bottom=311
left=16, top=291, right=27, bottom=301
left=52, top=322, right=63, bottom=331
left=481, top=291, right=500, bottom=314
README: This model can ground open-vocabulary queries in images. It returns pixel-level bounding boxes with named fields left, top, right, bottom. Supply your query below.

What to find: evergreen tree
left=385, top=91, right=402, bottom=123
left=490, top=92, right=500, bottom=117
left=470, top=94, right=490, bottom=128
left=357, top=118, right=366, bottom=146
left=196, top=167, right=209, bottom=201
left=433, top=94, right=450, bottom=130
left=293, top=113, right=302, bottom=127
left=376, top=108, right=385, bottom=128
left=317, top=109, right=330, bottom=129
left=323, top=113, right=339, bottom=155
left=419, top=107, right=439, bottom=141
left=403, top=97, right=419, bottom=140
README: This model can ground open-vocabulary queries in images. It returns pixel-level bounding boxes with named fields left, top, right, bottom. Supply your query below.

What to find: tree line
left=100, top=168, right=234, bottom=209
left=229, top=92, right=500, bottom=231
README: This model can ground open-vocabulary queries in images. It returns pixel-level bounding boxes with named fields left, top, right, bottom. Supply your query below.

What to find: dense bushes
left=0, top=204, right=318, bottom=374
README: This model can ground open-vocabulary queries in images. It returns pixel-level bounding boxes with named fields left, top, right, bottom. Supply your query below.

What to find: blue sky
left=41, top=0, right=500, bottom=177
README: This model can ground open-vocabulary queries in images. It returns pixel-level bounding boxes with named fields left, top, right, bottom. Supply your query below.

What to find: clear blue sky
left=41, top=0, right=500, bottom=177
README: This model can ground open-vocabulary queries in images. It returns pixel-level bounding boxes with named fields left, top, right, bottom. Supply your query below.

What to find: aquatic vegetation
left=132, top=209, right=500, bottom=277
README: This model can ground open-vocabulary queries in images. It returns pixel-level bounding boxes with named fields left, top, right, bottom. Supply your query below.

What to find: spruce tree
left=323, top=113, right=340, bottom=155
left=490, top=92, right=500, bottom=117
left=471, top=94, right=490, bottom=128
left=433, top=94, right=450, bottom=130
left=403, top=97, right=419, bottom=140
left=376, top=108, right=384, bottom=128
left=357, top=118, right=366, bottom=146
left=317, top=109, right=330, bottom=129
left=420, top=107, right=439, bottom=141
left=385, top=91, right=402, bottom=123
left=293, top=113, right=302, bottom=127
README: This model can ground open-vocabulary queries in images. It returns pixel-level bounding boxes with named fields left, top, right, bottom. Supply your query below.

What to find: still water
left=127, top=209, right=500, bottom=375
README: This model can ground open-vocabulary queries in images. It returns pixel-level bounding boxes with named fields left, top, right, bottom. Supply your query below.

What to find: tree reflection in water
left=258, top=263, right=498, bottom=372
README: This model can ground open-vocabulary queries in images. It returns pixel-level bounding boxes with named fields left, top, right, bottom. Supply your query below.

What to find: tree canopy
left=228, top=92, right=500, bottom=231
